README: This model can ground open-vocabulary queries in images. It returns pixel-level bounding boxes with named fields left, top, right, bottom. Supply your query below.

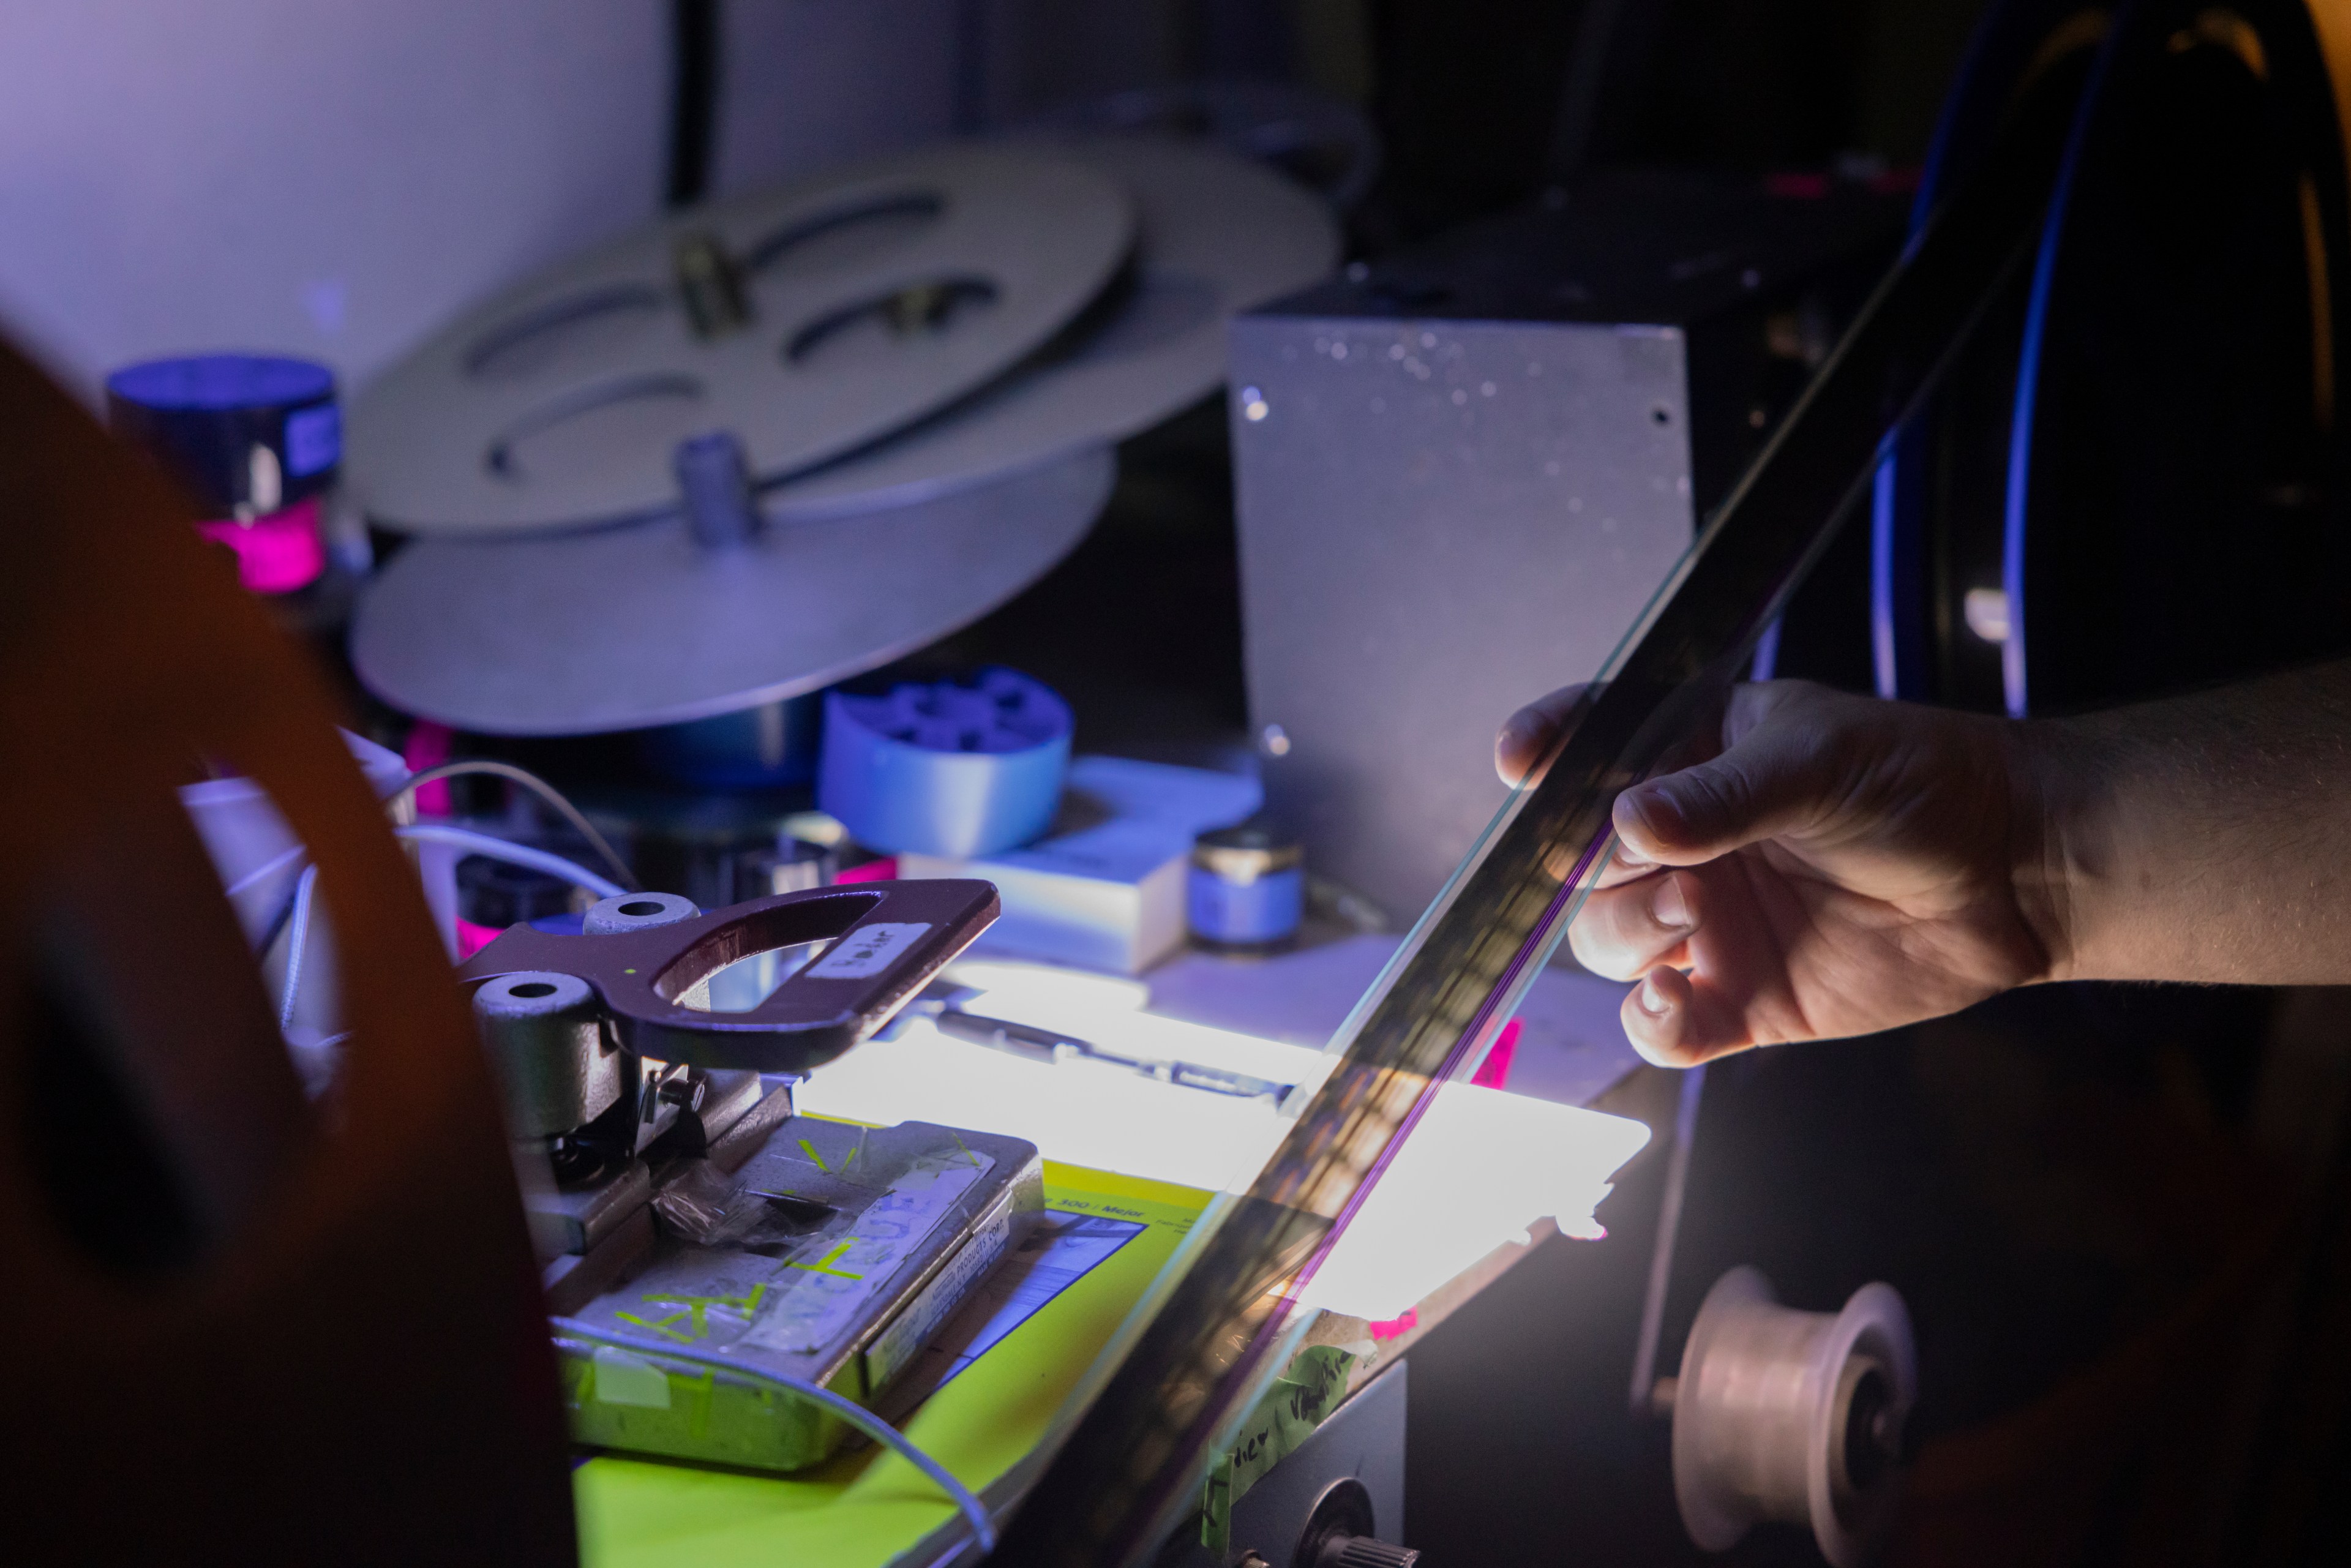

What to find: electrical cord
left=548, top=1317, right=997, bottom=1553
left=277, top=827, right=626, bottom=1026
left=241, top=758, right=634, bottom=966
left=225, top=841, right=309, bottom=901
left=279, top=864, right=319, bottom=1031
left=383, top=759, right=639, bottom=891
left=392, top=823, right=626, bottom=901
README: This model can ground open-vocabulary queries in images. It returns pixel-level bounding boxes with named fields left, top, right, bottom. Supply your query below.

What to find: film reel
left=350, top=445, right=1116, bottom=735
left=348, top=142, right=1133, bottom=536
left=766, top=136, right=1337, bottom=522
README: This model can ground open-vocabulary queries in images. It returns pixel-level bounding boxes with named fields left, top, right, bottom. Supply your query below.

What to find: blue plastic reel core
left=818, top=669, right=1073, bottom=858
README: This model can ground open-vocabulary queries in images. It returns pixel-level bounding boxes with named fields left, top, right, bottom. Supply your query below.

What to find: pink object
left=455, top=918, right=505, bottom=960
left=1470, top=1017, right=1521, bottom=1090
left=1367, top=1309, right=1419, bottom=1342
left=194, top=493, right=326, bottom=595
left=402, top=721, right=457, bottom=816
left=834, top=857, right=900, bottom=885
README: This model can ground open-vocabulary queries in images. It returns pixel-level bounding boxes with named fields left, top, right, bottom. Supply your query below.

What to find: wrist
left=2004, top=713, right=2118, bottom=984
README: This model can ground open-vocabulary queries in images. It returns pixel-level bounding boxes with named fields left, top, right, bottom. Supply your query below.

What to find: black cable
left=667, top=0, right=722, bottom=208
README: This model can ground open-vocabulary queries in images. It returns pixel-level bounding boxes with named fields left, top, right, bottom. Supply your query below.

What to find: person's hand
left=1497, top=680, right=2064, bottom=1066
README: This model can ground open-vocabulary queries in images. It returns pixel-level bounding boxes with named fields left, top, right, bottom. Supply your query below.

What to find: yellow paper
left=576, top=1163, right=1210, bottom=1568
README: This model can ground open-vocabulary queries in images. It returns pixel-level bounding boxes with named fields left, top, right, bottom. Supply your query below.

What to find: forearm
left=2027, top=660, right=2351, bottom=985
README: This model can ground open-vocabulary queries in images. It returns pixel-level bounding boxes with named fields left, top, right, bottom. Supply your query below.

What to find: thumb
left=1613, top=712, right=1832, bottom=866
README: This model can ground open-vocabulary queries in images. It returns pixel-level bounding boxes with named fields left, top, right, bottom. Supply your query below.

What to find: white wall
left=712, top=0, right=966, bottom=197
left=0, top=2, right=673, bottom=401
left=0, top=1, right=1201, bottom=403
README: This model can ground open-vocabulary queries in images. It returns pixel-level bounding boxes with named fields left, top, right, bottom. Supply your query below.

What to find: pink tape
left=195, top=494, right=325, bottom=595
left=456, top=918, right=504, bottom=960
left=834, top=857, right=899, bottom=885
left=402, top=721, right=457, bottom=817
left=1469, top=1016, right=1521, bottom=1090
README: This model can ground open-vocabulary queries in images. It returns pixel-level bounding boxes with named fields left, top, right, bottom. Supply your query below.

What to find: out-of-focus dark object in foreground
left=0, top=335, right=573, bottom=1562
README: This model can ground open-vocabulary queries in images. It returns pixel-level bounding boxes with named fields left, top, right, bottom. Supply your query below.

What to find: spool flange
left=1670, top=1267, right=1916, bottom=1567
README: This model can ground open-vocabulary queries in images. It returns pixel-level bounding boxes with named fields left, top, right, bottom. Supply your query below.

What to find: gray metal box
left=1229, top=172, right=1894, bottom=923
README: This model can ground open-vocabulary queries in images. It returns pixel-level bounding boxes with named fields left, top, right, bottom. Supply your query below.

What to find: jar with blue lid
left=1188, top=820, right=1305, bottom=952
left=104, top=354, right=353, bottom=610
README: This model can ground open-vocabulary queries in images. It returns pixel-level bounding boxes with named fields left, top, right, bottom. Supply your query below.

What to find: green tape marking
left=787, top=1239, right=866, bottom=1280
left=637, top=1283, right=768, bottom=1338
left=1199, top=1345, right=1358, bottom=1555
left=615, top=1308, right=697, bottom=1345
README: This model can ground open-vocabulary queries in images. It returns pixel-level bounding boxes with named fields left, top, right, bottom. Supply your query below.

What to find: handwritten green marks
left=787, top=1239, right=866, bottom=1280
left=616, top=1282, right=769, bottom=1343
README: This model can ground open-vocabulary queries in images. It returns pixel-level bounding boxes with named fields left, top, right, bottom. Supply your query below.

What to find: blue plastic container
left=817, top=669, right=1072, bottom=858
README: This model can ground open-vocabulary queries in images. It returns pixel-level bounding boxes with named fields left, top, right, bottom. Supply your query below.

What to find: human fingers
left=1567, top=870, right=1696, bottom=979
left=1495, top=683, right=1593, bottom=786
left=1620, top=966, right=1764, bottom=1068
left=1612, top=685, right=1837, bottom=867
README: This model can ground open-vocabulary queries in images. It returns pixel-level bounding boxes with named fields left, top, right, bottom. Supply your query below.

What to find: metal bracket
left=459, top=879, right=999, bottom=1073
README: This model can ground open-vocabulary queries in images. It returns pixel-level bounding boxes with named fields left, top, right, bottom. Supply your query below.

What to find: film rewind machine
left=463, top=879, right=1028, bottom=1472
left=11, top=0, right=2351, bottom=1561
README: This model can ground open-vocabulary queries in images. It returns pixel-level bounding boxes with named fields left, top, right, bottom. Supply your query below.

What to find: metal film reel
left=348, top=143, right=1134, bottom=536
left=350, top=445, right=1116, bottom=735
left=767, top=135, right=1338, bottom=522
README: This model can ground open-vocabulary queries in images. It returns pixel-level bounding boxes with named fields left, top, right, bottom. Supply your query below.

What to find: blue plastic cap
left=105, top=354, right=334, bottom=411
left=105, top=353, right=339, bottom=515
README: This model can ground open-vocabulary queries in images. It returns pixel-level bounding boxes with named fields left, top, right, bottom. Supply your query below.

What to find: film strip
left=982, top=21, right=2104, bottom=1568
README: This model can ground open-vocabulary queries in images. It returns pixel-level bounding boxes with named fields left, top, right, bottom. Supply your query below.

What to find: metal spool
left=1670, top=1268, right=1917, bottom=1568
left=348, top=141, right=1133, bottom=536
left=349, top=444, right=1116, bottom=736
left=765, top=135, right=1338, bottom=522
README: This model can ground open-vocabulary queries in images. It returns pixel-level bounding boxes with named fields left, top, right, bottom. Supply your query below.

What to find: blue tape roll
left=818, top=669, right=1071, bottom=858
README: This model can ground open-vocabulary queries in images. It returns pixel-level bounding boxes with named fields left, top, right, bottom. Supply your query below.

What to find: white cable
left=392, top=823, right=626, bottom=899
left=383, top=759, right=638, bottom=890
left=278, top=863, right=320, bottom=1030
left=547, top=1318, right=997, bottom=1553
left=277, top=827, right=626, bottom=1025
left=225, top=841, right=309, bottom=901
